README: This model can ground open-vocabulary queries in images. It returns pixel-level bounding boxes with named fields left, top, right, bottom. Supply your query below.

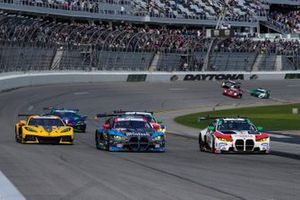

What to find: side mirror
left=82, top=116, right=88, bottom=121
left=19, top=121, right=25, bottom=126
left=102, top=123, right=111, bottom=129
left=208, top=126, right=215, bottom=132
left=152, top=123, right=160, bottom=130
left=156, top=119, right=163, bottom=124
left=257, top=126, right=264, bottom=131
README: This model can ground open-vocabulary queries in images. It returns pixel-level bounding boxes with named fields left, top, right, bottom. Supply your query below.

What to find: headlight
left=152, top=136, right=164, bottom=141
left=257, top=138, right=268, bottom=142
left=217, top=137, right=232, bottom=142
left=112, top=135, right=126, bottom=141
left=61, top=127, right=71, bottom=133
left=24, top=127, right=37, bottom=132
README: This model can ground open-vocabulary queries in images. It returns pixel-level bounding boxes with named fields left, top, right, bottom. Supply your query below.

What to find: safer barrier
left=0, top=71, right=297, bottom=92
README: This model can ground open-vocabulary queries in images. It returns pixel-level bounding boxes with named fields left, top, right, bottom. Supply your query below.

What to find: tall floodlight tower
left=203, top=1, right=234, bottom=71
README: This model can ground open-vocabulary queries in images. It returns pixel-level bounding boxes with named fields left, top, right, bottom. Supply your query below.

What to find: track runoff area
left=0, top=80, right=299, bottom=200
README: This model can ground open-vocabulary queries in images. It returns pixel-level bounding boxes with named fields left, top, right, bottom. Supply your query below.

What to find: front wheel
left=95, top=132, right=102, bottom=149
left=210, top=136, right=216, bottom=153
left=198, top=133, right=205, bottom=152
left=105, top=135, right=110, bottom=151
left=15, top=127, right=23, bottom=143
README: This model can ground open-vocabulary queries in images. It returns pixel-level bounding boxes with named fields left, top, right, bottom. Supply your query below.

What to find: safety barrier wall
left=0, top=71, right=299, bottom=92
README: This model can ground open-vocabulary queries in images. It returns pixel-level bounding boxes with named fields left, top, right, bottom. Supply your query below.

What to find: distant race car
left=250, top=88, right=270, bottom=99
left=15, top=114, right=74, bottom=144
left=95, top=114, right=165, bottom=152
left=223, top=86, right=243, bottom=98
left=44, top=107, right=87, bottom=132
left=221, top=80, right=241, bottom=89
left=113, top=110, right=166, bottom=133
left=198, top=117, right=270, bottom=153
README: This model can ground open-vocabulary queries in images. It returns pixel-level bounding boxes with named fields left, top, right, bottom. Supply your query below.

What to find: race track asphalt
left=0, top=80, right=299, bottom=200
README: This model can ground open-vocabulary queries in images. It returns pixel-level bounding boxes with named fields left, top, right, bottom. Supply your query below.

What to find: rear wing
left=95, top=113, right=120, bottom=119
left=113, top=110, right=154, bottom=115
left=18, top=114, right=38, bottom=117
left=43, top=107, right=79, bottom=112
left=198, top=115, right=249, bottom=121
left=17, top=114, right=38, bottom=122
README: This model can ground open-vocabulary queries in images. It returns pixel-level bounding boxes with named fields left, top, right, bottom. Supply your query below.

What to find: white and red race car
left=198, top=117, right=270, bottom=153
left=223, top=86, right=243, bottom=98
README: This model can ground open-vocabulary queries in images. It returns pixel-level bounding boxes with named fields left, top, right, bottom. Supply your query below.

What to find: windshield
left=217, top=120, right=256, bottom=132
left=124, top=114, right=156, bottom=123
left=139, top=115, right=155, bottom=123
left=54, top=112, right=81, bottom=119
left=28, top=118, right=65, bottom=126
left=114, top=120, right=151, bottom=129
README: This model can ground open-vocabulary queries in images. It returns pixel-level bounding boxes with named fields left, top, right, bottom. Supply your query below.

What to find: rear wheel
left=210, top=136, right=216, bottom=153
left=104, top=135, right=110, bottom=151
left=95, top=132, right=101, bottom=149
left=15, top=127, right=22, bottom=143
left=198, top=133, right=205, bottom=152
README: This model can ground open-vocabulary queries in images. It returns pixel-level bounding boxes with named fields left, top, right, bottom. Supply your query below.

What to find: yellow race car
left=15, top=114, right=74, bottom=144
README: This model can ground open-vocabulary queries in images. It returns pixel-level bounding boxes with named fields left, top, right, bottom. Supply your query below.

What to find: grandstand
left=0, top=0, right=299, bottom=72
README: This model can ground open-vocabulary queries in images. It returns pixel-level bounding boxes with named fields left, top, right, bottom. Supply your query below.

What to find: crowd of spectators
left=214, top=38, right=300, bottom=55
left=132, top=0, right=266, bottom=22
left=20, top=0, right=100, bottom=12
left=0, top=0, right=266, bottom=23
left=269, top=9, right=300, bottom=34
left=0, top=14, right=206, bottom=52
left=0, top=13, right=299, bottom=55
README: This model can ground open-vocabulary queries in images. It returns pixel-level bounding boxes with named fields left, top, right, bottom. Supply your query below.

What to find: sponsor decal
left=219, top=143, right=228, bottom=147
left=127, top=74, right=147, bottom=82
left=170, top=75, right=179, bottom=81
left=285, top=73, right=300, bottom=79
left=126, top=133, right=149, bottom=136
left=261, top=143, right=269, bottom=147
left=183, top=74, right=244, bottom=81
left=250, top=74, right=258, bottom=80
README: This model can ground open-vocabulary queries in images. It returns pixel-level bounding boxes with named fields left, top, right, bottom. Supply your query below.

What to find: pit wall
left=0, top=71, right=299, bottom=91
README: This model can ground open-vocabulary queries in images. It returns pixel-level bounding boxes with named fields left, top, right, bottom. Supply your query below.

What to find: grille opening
left=25, top=135, right=36, bottom=141
left=37, top=137, right=61, bottom=144
left=245, top=140, right=254, bottom=151
left=129, top=137, right=139, bottom=150
left=61, top=136, right=72, bottom=142
left=254, top=147, right=260, bottom=152
left=235, top=139, right=244, bottom=151
left=140, top=136, right=149, bottom=151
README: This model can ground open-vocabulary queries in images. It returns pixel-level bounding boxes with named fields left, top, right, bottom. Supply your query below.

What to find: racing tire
left=95, top=132, right=101, bottom=149
left=198, top=133, right=205, bottom=152
left=258, top=95, right=264, bottom=99
left=15, top=127, right=19, bottom=142
left=16, top=127, right=23, bottom=143
left=211, top=136, right=216, bottom=153
left=105, top=135, right=110, bottom=151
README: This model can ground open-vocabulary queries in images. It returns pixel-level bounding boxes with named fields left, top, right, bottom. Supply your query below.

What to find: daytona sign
left=183, top=74, right=244, bottom=81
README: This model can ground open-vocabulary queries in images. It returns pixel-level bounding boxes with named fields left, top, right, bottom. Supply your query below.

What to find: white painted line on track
left=0, top=171, right=26, bottom=200
left=268, top=134, right=292, bottom=139
left=168, top=88, right=187, bottom=91
left=73, top=92, right=89, bottom=95
left=27, top=105, right=34, bottom=111
left=287, top=84, right=300, bottom=87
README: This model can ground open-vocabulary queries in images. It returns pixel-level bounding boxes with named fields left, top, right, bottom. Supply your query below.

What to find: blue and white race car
left=44, top=107, right=87, bottom=132
left=95, top=114, right=165, bottom=152
left=113, top=110, right=166, bottom=133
